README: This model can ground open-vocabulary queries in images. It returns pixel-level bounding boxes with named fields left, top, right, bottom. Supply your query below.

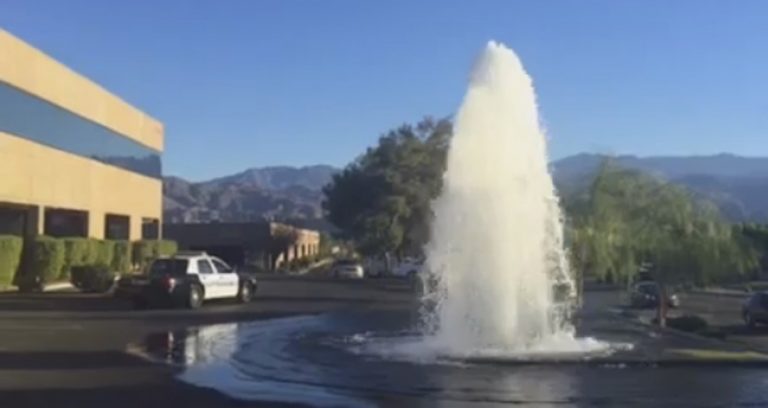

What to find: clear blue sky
left=2, top=1, right=767, bottom=181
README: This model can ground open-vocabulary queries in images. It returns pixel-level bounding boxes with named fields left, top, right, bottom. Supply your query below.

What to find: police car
left=115, top=251, right=258, bottom=309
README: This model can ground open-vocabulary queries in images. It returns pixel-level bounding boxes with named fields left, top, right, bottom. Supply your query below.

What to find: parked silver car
left=742, top=292, right=768, bottom=328
left=331, top=259, right=364, bottom=279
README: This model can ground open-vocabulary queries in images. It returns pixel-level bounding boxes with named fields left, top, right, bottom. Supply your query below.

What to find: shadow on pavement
left=0, top=350, right=148, bottom=370
left=0, top=384, right=291, bottom=408
left=0, top=292, right=131, bottom=312
left=720, top=324, right=768, bottom=337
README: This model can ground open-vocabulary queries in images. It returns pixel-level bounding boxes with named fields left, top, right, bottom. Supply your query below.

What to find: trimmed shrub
left=71, top=264, right=115, bottom=293
left=132, top=240, right=178, bottom=273
left=668, top=315, right=709, bottom=333
left=111, top=241, right=132, bottom=274
left=24, top=236, right=65, bottom=289
left=0, top=235, right=23, bottom=287
left=132, top=240, right=157, bottom=272
left=61, top=238, right=92, bottom=280
left=158, top=240, right=178, bottom=257
left=94, top=240, right=115, bottom=266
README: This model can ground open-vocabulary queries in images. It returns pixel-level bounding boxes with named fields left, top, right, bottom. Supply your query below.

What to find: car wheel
left=238, top=282, right=254, bottom=303
left=188, top=284, right=203, bottom=309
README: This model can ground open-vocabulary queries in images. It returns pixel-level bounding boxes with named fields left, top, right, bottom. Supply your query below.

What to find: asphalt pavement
left=0, top=275, right=416, bottom=407
left=676, top=291, right=768, bottom=352
left=2, top=277, right=768, bottom=407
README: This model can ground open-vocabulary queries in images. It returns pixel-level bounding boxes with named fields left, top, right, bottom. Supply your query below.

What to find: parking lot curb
left=612, top=306, right=768, bottom=354
left=43, top=282, right=75, bottom=292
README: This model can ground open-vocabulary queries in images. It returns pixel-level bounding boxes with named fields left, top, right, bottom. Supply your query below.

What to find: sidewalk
left=1, top=282, right=76, bottom=293
left=690, top=282, right=768, bottom=298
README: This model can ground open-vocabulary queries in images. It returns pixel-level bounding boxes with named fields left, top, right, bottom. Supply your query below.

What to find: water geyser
left=419, top=41, right=597, bottom=357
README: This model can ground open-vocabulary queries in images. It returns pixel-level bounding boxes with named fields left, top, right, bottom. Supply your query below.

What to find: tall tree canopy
left=326, top=118, right=760, bottom=286
left=568, top=162, right=758, bottom=286
left=323, top=117, right=452, bottom=256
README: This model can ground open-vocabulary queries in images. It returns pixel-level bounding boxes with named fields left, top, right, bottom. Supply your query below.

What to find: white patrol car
left=115, top=251, right=258, bottom=309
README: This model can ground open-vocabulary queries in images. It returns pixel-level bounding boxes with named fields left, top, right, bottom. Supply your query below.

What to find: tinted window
left=211, top=258, right=233, bottom=273
left=197, top=260, right=214, bottom=274
left=149, top=259, right=188, bottom=277
left=0, top=82, right=161, bottom=179
left=142, top=218, right=159, bottom=239
left=105, top=214, right=130, bottom=240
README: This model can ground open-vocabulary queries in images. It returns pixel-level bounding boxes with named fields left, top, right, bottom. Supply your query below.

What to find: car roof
left=156, top=254, right=212, bottom=261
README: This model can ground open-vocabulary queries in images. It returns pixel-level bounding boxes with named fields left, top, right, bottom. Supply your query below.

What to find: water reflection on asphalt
left=136, top=310, right=768, bottom=407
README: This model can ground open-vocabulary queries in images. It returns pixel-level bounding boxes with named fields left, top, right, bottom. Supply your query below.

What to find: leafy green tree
left=323, top=117, right=451, bottom=257
left=569, top=161, right=758, bottom=325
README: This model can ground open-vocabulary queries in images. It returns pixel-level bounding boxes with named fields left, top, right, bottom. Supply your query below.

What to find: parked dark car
left=630, top=281, right=680, bottom=309
left=742, top=292, right=768, bottom=328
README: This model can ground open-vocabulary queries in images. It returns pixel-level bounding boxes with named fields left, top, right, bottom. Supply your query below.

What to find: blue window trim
left=0, top=80, right=162, bottom=179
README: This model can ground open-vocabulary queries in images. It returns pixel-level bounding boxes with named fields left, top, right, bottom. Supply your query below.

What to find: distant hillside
left=163, top=165, right=338, bottom=225
left=552, top=154, right=768, bottom=222
left=164, top=154, right=768, bottom=227
left=204, top=165, right=337, bottom=191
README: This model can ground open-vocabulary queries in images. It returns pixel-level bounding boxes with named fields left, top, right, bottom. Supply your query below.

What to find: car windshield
left=148, top=259, right=188, bottom=277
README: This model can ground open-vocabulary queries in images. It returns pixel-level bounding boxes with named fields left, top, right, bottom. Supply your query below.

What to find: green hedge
left=0, top=236, right=23, bottom=287
left=28, top=236, right=65, bottom=287
left=132, top=240, right=178, bottom=272
left=132, top=241, right=156, bottom=272
left=71, top=264, right=115, bottom=293
left=61, top=238, right=92, bottom=280
left=111, top=241, right=132, bottom=273
left=158, top=240, right=178, bottom=257
left=94, top=240, right=115, bottom=266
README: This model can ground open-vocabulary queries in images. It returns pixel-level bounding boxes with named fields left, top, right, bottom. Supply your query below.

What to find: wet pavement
left=3, top=278, right=768, bottom=407
left=134, top=294, right=768, bottom=407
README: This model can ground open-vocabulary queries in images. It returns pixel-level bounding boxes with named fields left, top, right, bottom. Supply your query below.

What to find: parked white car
left=331, top=259, right=365, bottom=279
left=391, top=258, right=423, bottom=280
left=115, top=251, right=258, bottom=309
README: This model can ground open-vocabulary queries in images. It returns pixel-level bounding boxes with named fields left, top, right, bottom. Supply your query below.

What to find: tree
left=569, top=161, right=758, bottom=325
left=323, top=117, right=452, bottom=257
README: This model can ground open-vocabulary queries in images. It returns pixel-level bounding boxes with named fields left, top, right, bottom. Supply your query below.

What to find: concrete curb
left=689, top=290, right=748, bottom=299
left=43, top=282, right=75, bottom=292
left=612, top=307, right=767, bottom=354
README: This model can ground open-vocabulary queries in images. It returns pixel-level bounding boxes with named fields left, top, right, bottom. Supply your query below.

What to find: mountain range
left=163, top=154, right=768, bottom=226
left=163, top=165, right=337, bottom=224
left=551, top=153, right=768, bottom=222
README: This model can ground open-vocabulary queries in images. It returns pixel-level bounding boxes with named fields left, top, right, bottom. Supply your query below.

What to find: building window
left=44, top=208, right=87, bottom=237
left=105, top=214, right=130, bottom=240
left=142, top=218, right=159, bottom=240
left=0, top=204, right=28, bottom=236
left=0, top=82, right=162, bottom=179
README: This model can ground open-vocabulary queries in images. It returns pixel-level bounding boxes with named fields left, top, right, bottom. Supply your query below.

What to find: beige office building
left=0, top=30, right=163, bottom=240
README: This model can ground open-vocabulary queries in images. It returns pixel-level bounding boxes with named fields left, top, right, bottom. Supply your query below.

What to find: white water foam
left=361, top=41, right=616, bottom=361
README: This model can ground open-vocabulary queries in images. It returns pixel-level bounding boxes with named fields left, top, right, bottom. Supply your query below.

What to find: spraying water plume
left=420, top=41, right=583, bottom=354
left=353, top=42, right=614, bottom=361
